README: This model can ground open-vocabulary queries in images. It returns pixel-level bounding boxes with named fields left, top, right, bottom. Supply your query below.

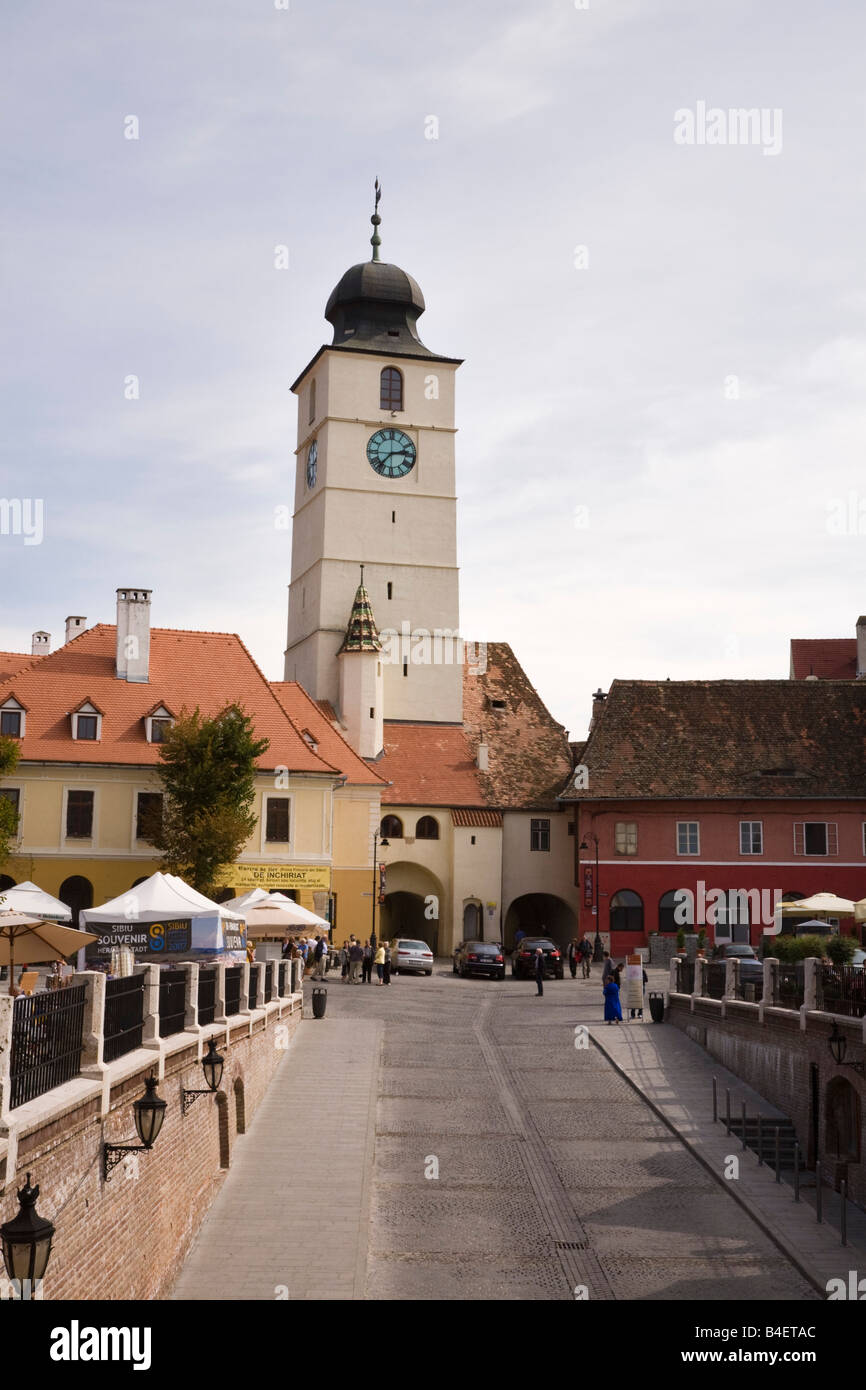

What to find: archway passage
left=59, top=874, right=93, bottom=929
left=504, top=894, right=577, bottom=951
left=377, top=860, right=445, bottom=956
left=382, top=891, right=439, bottom=955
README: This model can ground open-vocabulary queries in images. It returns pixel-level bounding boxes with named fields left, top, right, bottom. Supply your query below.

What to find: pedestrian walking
left=374, top=943, right=385, bottom=983
left=567, top=938, right=579, bottom=979
left=382, top=944, right=392, bottom=985
left=603, top=975, right=622, bottom=1024
left=579, top=936, right=593, bottom=978
left=349, top=939, right=363, bottom=983
left=314, top=934, right=329, bottom=980
left=362, top=939, right=373, bottom=984
left=340, top=940, right=350, bottom=980
left=534, top=946, right=545, bottom=997
left=601, top=951, right=614, bottom=984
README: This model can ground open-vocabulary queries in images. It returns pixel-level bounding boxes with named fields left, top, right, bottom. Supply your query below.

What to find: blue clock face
left=367, top=428, right=416, bottom=478
left=306, top=440, right=317, bottom=488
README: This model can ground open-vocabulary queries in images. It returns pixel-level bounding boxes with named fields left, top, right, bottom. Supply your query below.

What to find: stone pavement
left=590, top=1017, right=866, bottom=1296
left=172, top=1014, right=381, bottom=1301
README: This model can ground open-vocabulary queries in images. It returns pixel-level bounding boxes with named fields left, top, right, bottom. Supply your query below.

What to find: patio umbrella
left=0, top=914, right=99, bottom=993
left=854, top=899, right=866, bottom=924
left=778, top=892, right=856, bottom=917
left=223, top=889, right=330, bottom=937
left=0, top=881, right=72, bottom=921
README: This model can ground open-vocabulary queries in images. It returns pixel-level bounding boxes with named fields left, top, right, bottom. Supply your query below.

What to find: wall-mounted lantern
left=0, top=1173, right=55, bottom=1298
left=103, top=1073, right=167, bottom=1181
left=182, top=1038, right=225, bottom=1115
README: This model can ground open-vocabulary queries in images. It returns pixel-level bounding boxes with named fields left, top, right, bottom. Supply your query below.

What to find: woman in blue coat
left=603, top=976, right=622, bottom=1024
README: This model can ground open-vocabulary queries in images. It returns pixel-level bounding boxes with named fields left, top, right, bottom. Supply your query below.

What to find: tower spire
left=370, top=178, right=382, bottom=262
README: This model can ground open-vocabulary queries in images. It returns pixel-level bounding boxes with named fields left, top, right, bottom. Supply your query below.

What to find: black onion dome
left=324, top=260, right=432, bottom=356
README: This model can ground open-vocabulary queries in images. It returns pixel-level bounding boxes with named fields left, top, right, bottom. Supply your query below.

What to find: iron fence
left=263, top=962, right=273, bottom=1004
left=9, top=985, right=86, bottom=1109
left=158, top=968, right=187, bottom=1038
left=278, top=961, right=287, bottom=997
left=248, top=964, right=260, bottom=1010
left=776, top=962, right=805, bottom=1011
left=819, top=965, right=866, bottom=1019
left=677, top=960, right=695, bottom=993
left=704, top=961, right=726, bottom=999
left=735, top=974, right=763, bottom=1004
left=225, top=965, right=242, bottom=1017
left=103, top=974, right=146, bottom=1062
left=197, top=967, right=216, bottom=1025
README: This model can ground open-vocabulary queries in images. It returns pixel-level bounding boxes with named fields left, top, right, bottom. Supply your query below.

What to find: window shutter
left=827, top=822, right=838, bottom=855
left=793, top=823, right=804, bottom=855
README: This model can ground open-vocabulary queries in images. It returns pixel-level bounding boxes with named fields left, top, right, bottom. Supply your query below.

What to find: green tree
left=0, top=735, right=21, bottom=867
left=150, top=704, right=269, bottom=896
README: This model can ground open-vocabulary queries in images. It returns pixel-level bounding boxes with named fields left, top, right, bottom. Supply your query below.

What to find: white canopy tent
left=0, top=880, right=72, bottom=922
left=223, top=887, right=330, bottom=936
left=80, top=871, right=246, bottom=965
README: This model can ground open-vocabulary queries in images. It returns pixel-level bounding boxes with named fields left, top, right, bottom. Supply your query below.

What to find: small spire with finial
left=359, top=563, right=365, bottom=585
left=370, top=178, right=382, bottom=262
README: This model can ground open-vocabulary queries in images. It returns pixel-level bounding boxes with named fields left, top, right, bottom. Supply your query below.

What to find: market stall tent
left=80, top=871, right=246, bottom=964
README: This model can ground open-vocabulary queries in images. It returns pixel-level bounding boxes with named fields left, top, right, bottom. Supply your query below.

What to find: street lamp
left=828, top=1022, right=865, bottom=1075
left=579, top=831, right=604, bottom=963
left=182, top=1038, right=225, bottom=1115
left=103, top=1073, right=167, bottom=1181
left=371, top=828, right=390, bottom=949
left=1, top=1173, right=54, bottom=1299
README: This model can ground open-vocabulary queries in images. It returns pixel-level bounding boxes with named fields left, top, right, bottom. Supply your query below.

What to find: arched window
left=658, top=890, right=680, bottom=933
left=610, top=890, right=643, bottom=933
left=415, top=816, right=439, bottom=840
left=826, top=1076, right=861, bottom=1161
left=380, top=815, right=403, bottom=839
left=308, top=378, right=317, bottom=425
left=380, top=366, right=403, bottom=412
left=59, top=875, right=93, bottom=929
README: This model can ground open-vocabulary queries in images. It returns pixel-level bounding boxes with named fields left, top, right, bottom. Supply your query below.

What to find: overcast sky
left=3, top=0, right=865, bottom=739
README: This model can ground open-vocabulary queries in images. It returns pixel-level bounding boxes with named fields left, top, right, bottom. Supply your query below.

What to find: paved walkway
left=172, top=1015, right=381, bottom=1301
left=590, top=1019, right=866, bottom=1295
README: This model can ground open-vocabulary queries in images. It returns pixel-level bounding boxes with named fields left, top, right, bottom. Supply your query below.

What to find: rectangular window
left=150, top=718, right=171, bottom=744
left=794, top=821, right=837, bottom=856
left=530, top=818, right=550, bottom=852
left=66, top=790, right=94, bottom=838
left=0, top=709, right=21, bottom=737
left=615, top=821, right=638, bottom=855
left=265, top=797, right=290, bottom=843
left=0, top=787, right=20, bottom=833
left=136, top=792, right=163, bottom=842
left=677, top=821, right=699, bottom=855
left=76, top=714, right=98, bottom=740
left=739, top=820, right=763, bottom=854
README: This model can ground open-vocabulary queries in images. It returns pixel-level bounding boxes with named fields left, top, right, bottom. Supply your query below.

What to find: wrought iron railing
left=704, top=962, right=726, bottom=999
left=248, top=964, right=259, bottom=1010
left=278, top=961, right=287, bottom=997
left=677, top=960, right=695, bottom=993
left=225, top=965, right=242, bottom=1017
left=819, top=964, right=866, bottom=1019
left=197, top=967, right=216, bottom=1025
left=104, top=974, right=145, bottom=1062
left=776, top=963, right=805, bottom=1011
left=158, top=968, right=187, bottom=1038
left=9, top=985, right=86, bottom=1109
left=263, top=962, right=273, bottom=1004
left=735, top=972, right=763, bottom=1004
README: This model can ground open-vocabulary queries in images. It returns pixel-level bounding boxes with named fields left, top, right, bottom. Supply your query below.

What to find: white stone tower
left=337, top=569, right=384, bottom=758
left=284, top=188, right=463, bottom=724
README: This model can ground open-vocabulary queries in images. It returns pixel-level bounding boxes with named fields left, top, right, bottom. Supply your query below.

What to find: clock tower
left=284, top=191, right=464, bottom=727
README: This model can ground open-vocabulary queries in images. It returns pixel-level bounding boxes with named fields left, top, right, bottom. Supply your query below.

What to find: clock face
left=367, top=428, right=416, bottom=478
left=306, top=439, right=318, bottom=489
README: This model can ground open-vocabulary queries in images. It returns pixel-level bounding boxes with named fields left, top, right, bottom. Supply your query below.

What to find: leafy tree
left=826, top=934, right=859, bottom=966
left=0, top=735, right=20, bottom=866
left=149, top=704, right=269, bottom=896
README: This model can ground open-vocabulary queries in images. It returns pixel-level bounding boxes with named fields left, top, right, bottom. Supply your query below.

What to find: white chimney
left=857, top=616, right=866, bottom=678
left=115, top=588, right=152, bottom=683
left=65, top=615, right=86, bottom=645
left=31, top=630, right=50, bottom=655
left=477, top=742, right=489, bottom=771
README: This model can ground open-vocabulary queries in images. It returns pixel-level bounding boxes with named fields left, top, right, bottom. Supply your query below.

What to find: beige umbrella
left=779, top=892, right=856, bottom=918
left=0, top=914, right=99, bottom=994
left=854, top=899, right=866, bottom=924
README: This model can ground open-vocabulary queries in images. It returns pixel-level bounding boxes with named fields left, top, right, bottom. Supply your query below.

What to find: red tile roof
left=0, top=625, right=340, bottom=774
left=375, top=723, right=487, bottom=806
left=269, top=682, right=388, bottom=786
left=790, top=638, right=857, bottom=680
left=0, top=651, right=41, bottom=682
left=451, top=808, right=503, bottom=827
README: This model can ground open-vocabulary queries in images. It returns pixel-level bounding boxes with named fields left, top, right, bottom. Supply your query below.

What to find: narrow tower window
left=308, top=378, right=316, bottom=425
left=380, top=366, right=403, bottom=412
left=387, top=582, right=393, bottom=600
left=402, top=659, right=408, bottom=677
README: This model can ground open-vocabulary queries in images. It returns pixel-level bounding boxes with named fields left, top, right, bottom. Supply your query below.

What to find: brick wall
left=0, top=963, right=303, bottom=1300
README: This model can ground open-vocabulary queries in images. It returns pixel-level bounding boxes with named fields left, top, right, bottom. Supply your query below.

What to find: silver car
left=389, top=938, right=434, bottom=976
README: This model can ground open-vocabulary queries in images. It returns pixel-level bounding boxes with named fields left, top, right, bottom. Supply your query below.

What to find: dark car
left=511, top=937, right=564, bottom=980
left=453, top=940, right=505, bottom=980
left=711, top=942, right=763, bottom=985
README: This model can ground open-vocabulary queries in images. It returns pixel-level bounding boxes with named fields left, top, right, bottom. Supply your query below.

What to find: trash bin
left=648, top=991, right=665, bottom=1023
left=311, top=985, right=327, bottom=1019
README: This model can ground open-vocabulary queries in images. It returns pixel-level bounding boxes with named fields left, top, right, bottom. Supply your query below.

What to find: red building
left=560, top=680, right=866, bottom=957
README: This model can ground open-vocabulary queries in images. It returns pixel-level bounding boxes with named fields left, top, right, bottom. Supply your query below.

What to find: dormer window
left=71, top=701, right=102, bottom=741
left=0, top=697, right=25, bottom=738
left=145, top=706, right=175, bottom=744
left=301, top=728, right=319, bottom=754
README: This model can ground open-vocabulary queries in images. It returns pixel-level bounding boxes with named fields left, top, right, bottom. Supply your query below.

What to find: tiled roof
left=337, top=582, right=382, bottom=654
left=0, top=651, right=41, bottom=682
left=269, top=682, right=388, bottom=786
left=316, top=699, right=340, bottom=724
left=461, top=642, right=573, bottom=809
left=790, top=638, right=856, bottom=679
left=558, top=679, right=866, bottom=801
left=451, top=808, right=503, bottom=827
left=375, top=723, right=487, bottom=807
left=0, top=624, right=341, bottom=774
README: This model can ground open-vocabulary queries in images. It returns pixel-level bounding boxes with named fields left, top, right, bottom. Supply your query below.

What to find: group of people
left=566, top=936, right=595, bottom=978
left=280, top=932, right=394, bottom=985
left=600, top=951, right=649, bottom=1023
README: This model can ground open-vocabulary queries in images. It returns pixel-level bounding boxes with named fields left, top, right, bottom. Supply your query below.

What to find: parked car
left=511, top=937, right=563, bottom=979
left=453, top=940, right=505, bottom=980
left=711, top=941, right=763, bottom=985
left=389, top=938, right=434, bottom=975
